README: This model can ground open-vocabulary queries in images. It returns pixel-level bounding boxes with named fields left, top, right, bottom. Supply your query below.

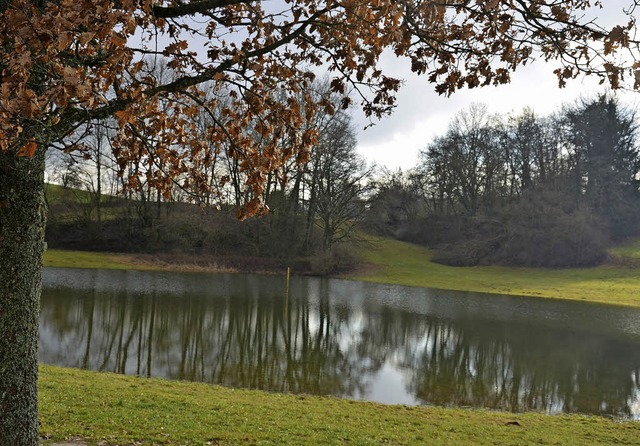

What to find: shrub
left=491, top=189, right=608, bottom=267
left=432, top=188, right=608, bottom=268
left=310, top=244, right=358, bottom=275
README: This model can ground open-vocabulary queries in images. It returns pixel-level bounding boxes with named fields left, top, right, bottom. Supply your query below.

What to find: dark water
left=40, top=267, right=640, bottom=418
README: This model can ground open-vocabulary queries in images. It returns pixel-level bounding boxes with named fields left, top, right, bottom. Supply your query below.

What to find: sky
left=353, top=2, right=640, bottom=171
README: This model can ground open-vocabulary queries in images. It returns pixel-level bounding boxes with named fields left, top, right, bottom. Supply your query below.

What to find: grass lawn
left=43, top=249, right=156, bottom=271
left=351, top=237, right=640, bottom=308
left=39, top=365, right=640, bottom=446
left=610, top=238, right=640, bottom=260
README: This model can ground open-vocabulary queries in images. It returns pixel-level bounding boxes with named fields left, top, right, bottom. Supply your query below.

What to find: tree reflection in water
left=40, top=268, right=640, bottom=418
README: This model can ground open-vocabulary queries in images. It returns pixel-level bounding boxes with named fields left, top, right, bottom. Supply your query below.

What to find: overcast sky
left=353, top=2, right=640, bottom=171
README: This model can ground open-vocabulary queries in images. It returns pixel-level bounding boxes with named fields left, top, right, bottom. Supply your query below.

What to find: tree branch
left=152, top=0, right=253, bottom=18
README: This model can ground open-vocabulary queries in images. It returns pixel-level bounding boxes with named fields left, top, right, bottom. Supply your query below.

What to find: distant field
left=43, top=249, right=151, bottom=270
left=610, top=238, right=640, bottom=260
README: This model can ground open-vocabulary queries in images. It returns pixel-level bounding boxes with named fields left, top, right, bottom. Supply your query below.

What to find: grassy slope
left=351, top=237, right=640, bottom=308
left=43, top=249, right=149, bottom=270
left=39, top=365, right=640, bottom=446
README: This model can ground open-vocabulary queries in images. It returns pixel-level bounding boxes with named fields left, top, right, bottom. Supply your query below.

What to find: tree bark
left=0, top=146, right=46, bottom=446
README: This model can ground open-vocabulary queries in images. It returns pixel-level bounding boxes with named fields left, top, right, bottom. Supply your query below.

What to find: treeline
left=45, top=78, right=372, bottom=274
left=46, top=87, right=639, bottom=270
left=366, top=94, right=640, bottom=267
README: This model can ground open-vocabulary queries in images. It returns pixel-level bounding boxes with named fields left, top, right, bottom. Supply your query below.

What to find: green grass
left=610, top=239, right=640, bottom=260
left=45, top=182, right=118, bottom=204
left=45, top=183, right=88, bottom=203
left=351, top=237, right=640, bottom=308
left=45, top=182, right=127, bottom=224
left=39, top=365, right=640, bottom=446
left=43, top=249, right=154, bottom=271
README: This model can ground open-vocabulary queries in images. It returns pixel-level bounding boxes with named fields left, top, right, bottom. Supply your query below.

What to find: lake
left=40, top=267, right=640, bottom=418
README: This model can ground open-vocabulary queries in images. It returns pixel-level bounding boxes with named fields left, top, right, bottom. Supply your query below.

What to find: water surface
left=40, top=267, right=640, bottom=418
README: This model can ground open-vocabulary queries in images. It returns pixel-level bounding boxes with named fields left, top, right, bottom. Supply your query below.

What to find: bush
left=492, top=191, right=608, bottom=267
left=432, top=188, right=609, bottom=268
left=430, top=216, right=503, bottom=266
left=399, top=214, right=468, bottom=247
left=310, top=244, right=358, bottom=275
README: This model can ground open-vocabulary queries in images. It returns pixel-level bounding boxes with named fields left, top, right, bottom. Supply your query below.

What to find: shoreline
left=44, top=236, right=640, bottom=308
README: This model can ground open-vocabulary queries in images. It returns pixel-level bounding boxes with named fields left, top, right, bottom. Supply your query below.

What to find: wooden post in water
left=285, top=266, right=290, bottom=316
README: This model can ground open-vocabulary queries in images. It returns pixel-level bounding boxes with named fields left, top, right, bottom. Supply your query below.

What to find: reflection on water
left=40, top=267, right=640, bottom=418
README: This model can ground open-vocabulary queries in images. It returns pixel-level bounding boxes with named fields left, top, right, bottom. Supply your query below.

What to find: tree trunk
left=0, top=146, right=46, bottom=446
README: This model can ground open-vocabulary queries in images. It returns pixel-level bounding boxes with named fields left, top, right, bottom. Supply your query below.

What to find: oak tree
left=1, top=0, right=639, bottom=444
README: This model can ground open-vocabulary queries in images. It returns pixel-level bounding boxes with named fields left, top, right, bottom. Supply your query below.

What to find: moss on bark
left=0, top=147, right=46, bottom=446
